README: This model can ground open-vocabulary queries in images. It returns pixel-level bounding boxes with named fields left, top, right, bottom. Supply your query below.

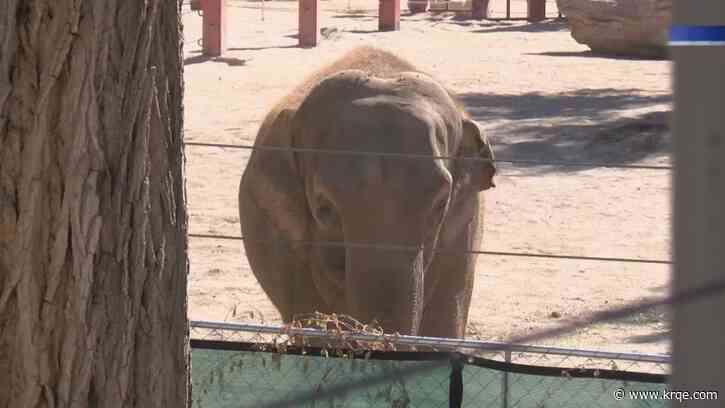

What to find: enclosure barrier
left=190, top=320, right=670, bottom=407
left=191, top=0, right=227, bottom=56
left=184, top=114, right=673, bottom=404
left=187, top=0, right=558, bottom=53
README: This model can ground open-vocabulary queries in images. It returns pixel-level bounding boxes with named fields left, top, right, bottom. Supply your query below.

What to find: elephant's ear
left=240, top=108, right=309, bottom=242
left=458, top=117, right=496, bottom=191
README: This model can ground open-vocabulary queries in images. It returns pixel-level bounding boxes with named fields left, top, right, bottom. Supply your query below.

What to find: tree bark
left=0, top=1, right=189, bottom=407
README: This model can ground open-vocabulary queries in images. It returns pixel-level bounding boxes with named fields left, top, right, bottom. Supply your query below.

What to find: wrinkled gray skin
left=239, top=69, right=496, bottom=338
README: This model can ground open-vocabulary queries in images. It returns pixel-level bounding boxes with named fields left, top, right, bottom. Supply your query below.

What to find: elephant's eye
left=315, top=195, right=339, bottom=228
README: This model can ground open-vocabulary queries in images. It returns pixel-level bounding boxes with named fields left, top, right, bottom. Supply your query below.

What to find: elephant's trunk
left=345, top=247, right=425, bottom=336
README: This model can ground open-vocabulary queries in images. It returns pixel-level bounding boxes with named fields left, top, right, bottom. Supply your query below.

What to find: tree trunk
left=0, top=1, right=188, bottom=407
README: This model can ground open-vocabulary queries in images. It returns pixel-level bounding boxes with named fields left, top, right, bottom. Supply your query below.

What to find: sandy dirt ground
left=183, top=0, right=673, bottom=356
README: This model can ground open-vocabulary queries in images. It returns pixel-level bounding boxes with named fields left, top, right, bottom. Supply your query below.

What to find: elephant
left=238, top=46, right=496, bottom=339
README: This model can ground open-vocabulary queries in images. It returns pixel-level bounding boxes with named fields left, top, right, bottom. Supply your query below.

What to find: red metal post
left=527, top=0, right=546, bottom=22
left=472, top=0, right=490, bottom=20
left=299, top=0, right=319, bottom=47
left=379, top=0, right=401, bottom=32
left=201, top=0, right=226, bottom=56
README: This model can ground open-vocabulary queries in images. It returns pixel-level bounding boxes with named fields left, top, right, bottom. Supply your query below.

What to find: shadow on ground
left=527, top=51, right=669, bottom=61
left=472, top=18, right=569, bottom=33
left=461, top=89, right=671, bottom=122
left=229, top=44, right=299, bottom=51
left=331, top=11, right=377, bottom=21
left=396, top=14, right=566, bottom=31
left=411, top=12, right=479, bottom=26
left=627, top=331, right=671, bottom=345
left=459, top=89, right=672, bottom=173
left=184, top=55, right=250, bottom=66
left=344, top=29, right=382, bottom=34
left=614, top=305, right=671, bottom=347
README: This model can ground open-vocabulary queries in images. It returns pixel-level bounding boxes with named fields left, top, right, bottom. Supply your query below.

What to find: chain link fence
left=190, top=320, right=669, bottom=407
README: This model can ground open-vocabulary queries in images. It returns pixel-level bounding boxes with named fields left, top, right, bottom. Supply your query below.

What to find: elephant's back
left=249, top=46, right=470, bottom=150
left=249, top=47, right=423, bottom=149
left=278, top=46, right=421, bottom=110
left=266, top=46, right=468, bottom=114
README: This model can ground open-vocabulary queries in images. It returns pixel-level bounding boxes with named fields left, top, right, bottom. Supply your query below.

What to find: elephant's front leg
left=239, top=189, right=328, bottom=324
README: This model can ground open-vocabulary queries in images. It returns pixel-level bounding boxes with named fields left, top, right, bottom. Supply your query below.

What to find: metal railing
left=189, top=319, right=672, bottom=407
left=191, top=320, right=670, bottom=365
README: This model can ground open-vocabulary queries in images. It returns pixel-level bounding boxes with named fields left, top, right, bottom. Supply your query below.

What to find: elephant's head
left=283, top=70, right=495, bottom=335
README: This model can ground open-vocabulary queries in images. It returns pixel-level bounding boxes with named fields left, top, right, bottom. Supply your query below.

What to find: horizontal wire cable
left=188, top=233, right=672, bottom=265
left=183, top=141, right=673, bottom=170
left=254, top=279, right=725, bottom=408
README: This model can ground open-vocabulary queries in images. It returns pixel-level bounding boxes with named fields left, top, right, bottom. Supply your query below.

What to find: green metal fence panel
left=191, top=341, right=668, bottom=408
left=475, top=369, right=667, bottom=408
left=191, top=347, right=451, bottom=408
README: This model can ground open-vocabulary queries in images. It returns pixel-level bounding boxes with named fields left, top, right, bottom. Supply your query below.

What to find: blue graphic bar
left=669, top=25, right=725, bottom=46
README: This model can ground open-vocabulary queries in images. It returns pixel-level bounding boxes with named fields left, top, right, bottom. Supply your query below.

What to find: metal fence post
left=670, top=1, right=725, bottom=404
left=502, top=351, right=511, bottom=408
left=450, top=355, right=464, bottom=408
left=379, top=0, right=401, bottom=31
left=299, top=0, right=319, bottom=47
left=195, top=0, right=226, bottom=56
left=472, top=0, right=490, bottom=20
left=527, top=0, right=546, bottom=22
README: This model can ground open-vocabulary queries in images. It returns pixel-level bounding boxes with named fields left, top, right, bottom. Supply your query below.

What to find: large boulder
left=556, top=0, right=672, bottom=59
